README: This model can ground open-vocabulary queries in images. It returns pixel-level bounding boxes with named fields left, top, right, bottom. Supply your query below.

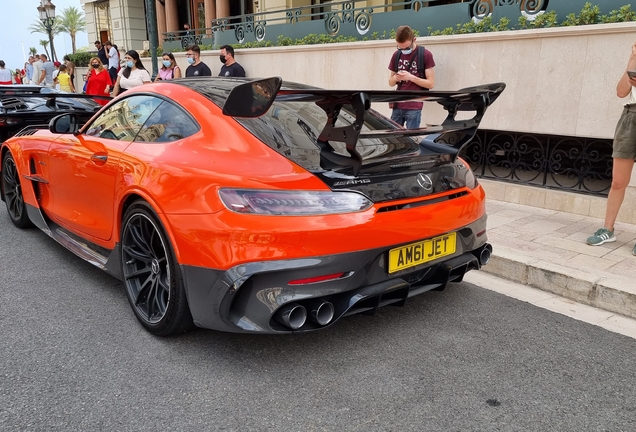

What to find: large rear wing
left=223, top=77, right=506, bottom=175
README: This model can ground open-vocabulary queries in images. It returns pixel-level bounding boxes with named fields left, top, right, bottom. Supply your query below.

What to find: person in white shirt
left=112, top=50, right=151, bottom=97
left=104, top=40, right=120, bottom=85
left=0, top=60, right=12, bottom=85
left=32, top=56, right=43, bottom=86
left=51, top=61, right=61, bottom=90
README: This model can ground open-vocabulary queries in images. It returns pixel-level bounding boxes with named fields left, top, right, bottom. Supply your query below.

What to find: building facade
left=81, top=1, right=630, bottom=53
left=80, top=0, right=253, bottom=51
left=79, top=1, right=476, bottom=51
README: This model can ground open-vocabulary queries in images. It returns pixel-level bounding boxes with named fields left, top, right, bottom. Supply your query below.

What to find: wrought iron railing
left=208, top=0, right=546, bottom=45
left=163, top=30, right=208, bottom=49
left=161, top=0, right=630, bottom=50
left=459, top=130, right=613, bottom=196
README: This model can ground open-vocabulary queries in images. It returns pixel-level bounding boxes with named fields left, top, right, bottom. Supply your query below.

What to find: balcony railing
left=162, top=0, right=628, bottom=50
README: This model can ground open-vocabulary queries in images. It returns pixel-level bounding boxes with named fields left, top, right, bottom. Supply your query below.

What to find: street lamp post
left=37, top=0, right=56, bottom=62
left=144, top=0, right=159, bottom=80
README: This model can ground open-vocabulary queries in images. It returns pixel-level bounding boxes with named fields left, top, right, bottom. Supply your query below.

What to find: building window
left=95, top=0, right=112, bottom=43
left=311, top=0, right=333, bottom=20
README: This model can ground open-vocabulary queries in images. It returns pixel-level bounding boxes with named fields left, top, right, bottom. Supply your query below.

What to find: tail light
left=0, top=118, right=22, bottom=127
left=218, top=189, right=372, bottom=216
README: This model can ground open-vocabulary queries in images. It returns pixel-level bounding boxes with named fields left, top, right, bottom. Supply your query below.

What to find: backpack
left=390, top=45, right=427, bottom=109
left=394, top=45, right=427, bottom=84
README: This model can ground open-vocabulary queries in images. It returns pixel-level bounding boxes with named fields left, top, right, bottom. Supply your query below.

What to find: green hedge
left=430, top=2, right=636, bottom=35
left=66, top=52, right=96, bottom=67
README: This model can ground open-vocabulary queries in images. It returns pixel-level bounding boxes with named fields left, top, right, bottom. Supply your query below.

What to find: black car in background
left=0, top=86, right=105, bottom=142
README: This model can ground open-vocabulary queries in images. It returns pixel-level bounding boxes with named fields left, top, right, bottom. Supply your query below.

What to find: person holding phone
left=587, top=41, right=636, bottom=255
left=387, top=25, right=435, bottom=129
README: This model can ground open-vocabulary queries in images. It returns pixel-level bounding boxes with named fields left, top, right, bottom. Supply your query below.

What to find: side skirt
left=25, top=203, right=123, bottom=280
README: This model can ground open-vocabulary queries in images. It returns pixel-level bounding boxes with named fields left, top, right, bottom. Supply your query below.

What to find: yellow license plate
left=388, top=233, right=456, bottom=273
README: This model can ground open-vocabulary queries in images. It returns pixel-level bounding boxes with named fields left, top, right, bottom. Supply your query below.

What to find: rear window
left=179, top=78, right=422, bottom=171
left=237, top=101, right=421, bottom=171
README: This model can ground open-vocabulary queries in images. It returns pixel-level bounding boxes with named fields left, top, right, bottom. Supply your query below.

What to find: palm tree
left=29, top=18, right=60, bottom=61
left=57, top=6, right=86, bottom=54
left=29, top=47, right=38, bottom=57
left=39, top=40, right=50, bottom=59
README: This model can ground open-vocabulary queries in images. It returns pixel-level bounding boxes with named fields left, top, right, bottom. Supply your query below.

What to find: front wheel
left=120, top=201, right=193, bottom=336
left=2, top=152, right=33, bottom=228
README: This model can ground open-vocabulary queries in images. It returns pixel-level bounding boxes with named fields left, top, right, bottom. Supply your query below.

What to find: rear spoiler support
left=223, top=77, right=506, bottom=176
left=314, top=92, right=370, bottom=175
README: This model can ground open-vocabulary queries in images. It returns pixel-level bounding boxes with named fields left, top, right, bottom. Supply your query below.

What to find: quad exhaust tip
left=275, top=303, right=307, bottom=330
left=480, top=243, right=492, bottom=266
left=309, top=301, right=334, bottom=326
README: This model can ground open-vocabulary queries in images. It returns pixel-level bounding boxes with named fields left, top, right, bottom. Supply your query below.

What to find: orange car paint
left=2, top=82, right=486, bottom=272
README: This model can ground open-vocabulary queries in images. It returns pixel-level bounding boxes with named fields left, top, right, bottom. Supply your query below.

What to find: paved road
left=1, top=212, right=635, bottom=431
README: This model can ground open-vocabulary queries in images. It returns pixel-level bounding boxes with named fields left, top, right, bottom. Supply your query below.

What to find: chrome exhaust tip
left=274, top=303, right=307, bottom=330
left=479, top=243, right=492, bottom=266
left=309, top=301, right=335, bottom=326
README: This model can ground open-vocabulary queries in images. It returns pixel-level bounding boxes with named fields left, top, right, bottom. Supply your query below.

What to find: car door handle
left=91, top=154, right=108, bottom=162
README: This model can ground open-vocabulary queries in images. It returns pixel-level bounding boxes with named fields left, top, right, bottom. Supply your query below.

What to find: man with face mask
left=388, top=25, right=435, bottom=129
left=184, top=45, right=212, bottom=77
left=219, top=45, right=246, bottom=78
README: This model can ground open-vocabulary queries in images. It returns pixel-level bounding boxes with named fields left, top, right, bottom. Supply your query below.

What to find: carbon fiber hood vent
left=0, top=97, right=28, bottom=110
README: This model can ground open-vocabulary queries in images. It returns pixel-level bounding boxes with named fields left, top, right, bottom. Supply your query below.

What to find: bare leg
left=604, top=157, right=635, bottom=231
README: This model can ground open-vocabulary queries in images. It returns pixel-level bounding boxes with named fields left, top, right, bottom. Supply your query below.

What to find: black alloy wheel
left=2, top=152, right=33, bottom=228
left=121, top=201, right=193, bottom=336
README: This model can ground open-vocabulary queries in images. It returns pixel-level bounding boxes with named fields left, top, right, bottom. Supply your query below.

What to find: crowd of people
left=0, top=27, right=247, bottom=104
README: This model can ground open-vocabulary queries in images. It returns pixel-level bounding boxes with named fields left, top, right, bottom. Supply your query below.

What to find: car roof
left=171, top=77, right=318, bottom=106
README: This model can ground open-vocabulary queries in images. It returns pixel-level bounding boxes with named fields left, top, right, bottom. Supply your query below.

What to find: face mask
left=162, top=60, right=172, bottom=68
left=400, top=41, right=415, bottom=55
left=126, top=60, right=134, bottom=68
left=91, top=63, right=99, bottom=68
left=187, top=57, right=195, bottom=65
left=220, top=55, right=227, bottom=64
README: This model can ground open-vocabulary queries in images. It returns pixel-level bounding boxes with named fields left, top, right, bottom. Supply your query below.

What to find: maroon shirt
left=388, top=46, right=435, bottom=110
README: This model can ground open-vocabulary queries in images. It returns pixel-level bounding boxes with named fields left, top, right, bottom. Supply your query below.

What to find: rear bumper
left=181, top=214, right=489, bottom=334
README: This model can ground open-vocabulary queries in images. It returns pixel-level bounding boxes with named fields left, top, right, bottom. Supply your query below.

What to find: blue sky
left=0, top=0, right=88, bottom=70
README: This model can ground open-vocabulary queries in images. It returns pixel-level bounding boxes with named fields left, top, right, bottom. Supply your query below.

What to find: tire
left=120, top=201, right=193, bottom=336
left=2, top=152, right=33, bottom=229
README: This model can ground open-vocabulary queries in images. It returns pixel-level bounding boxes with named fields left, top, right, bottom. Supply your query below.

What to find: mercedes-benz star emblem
left=416, top=173, right=433, bottom=191
left=151, top=259, right=160, bottom=275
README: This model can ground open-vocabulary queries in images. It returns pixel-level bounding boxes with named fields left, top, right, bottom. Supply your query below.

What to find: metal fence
left=162, top=0, right=631, bottom=50
left=459, top=129, right=613, bottom=196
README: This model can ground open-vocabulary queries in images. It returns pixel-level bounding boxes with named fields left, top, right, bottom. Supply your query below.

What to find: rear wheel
left=120, top=201, right=193, bottom=336
left=2, top=152, right=33, bottom=228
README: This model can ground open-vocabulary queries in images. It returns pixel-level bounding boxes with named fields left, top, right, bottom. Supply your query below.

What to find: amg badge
left=333, top=179, right=371, bottom=186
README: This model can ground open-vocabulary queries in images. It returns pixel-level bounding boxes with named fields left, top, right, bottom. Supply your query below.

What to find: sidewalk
left=481, top=196, right=636, bottom=321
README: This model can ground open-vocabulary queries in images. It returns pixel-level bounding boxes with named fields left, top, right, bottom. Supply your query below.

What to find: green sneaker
left=587, top=228, right=616, bottom=246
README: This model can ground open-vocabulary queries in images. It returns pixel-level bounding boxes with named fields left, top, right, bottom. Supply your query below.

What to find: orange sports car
left=0, top=77, right=504, bottom=336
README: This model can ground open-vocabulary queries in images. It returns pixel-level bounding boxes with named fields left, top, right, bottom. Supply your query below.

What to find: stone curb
left=483, top=252, right=636, bottom=321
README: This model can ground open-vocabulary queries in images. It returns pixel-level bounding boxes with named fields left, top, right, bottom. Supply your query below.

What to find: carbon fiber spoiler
left=225, top=77, right=506, bottom=175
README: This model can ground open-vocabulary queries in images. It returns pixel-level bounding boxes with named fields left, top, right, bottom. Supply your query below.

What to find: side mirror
left=49, top=113, right=80, bottom=135
left=222, top=77, right=282, bottom=118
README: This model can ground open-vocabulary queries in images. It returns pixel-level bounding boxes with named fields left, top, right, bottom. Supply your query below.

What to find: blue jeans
left=391, top=108, right=422, bottom=129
